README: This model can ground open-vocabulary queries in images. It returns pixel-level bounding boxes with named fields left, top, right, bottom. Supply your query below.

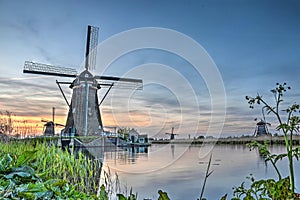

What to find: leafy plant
left=246, top=83, right=300, bottom=192
left=0, top=139, right=102, bottom=194
left=229, top=82, right=300, bottom=199
left=248, top=141, right=284, bottom=180
left=232, top=174, right=295, bottom=200
left=0, top=150, right=99, bottom=199
left=98, top=184, right=109, bottom=200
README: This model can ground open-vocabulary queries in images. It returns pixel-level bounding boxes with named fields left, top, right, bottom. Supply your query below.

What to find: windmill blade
left=94, top=75, right=143, bottom=90
left=41, top=119, right=49, bottom=123
left=55, top=123, right=65, bottom=127
left=85, top=25, right=99, bottom=70
left=23, top=61, right=77, bottom=78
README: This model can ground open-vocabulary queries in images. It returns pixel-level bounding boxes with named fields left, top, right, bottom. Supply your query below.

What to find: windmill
left=253, top=120, right=271, bottom=137
left=23, top=25, right=143, bottom=137
left=253, top=107, right=271, bottom=137
left=42, top=120, right=65, bottom=136
left=41, top=107, right=64, bottom=136
left=165, top=127, right=178, bottom=140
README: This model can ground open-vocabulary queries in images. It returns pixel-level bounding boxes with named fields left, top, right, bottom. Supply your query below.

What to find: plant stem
left=200, top=154, right=212, bottom=200
left=260, top=97, right=295, bottom=192
left=289, top=130, right=295, bottom=193
left=270, top=158, right=282, bottom=180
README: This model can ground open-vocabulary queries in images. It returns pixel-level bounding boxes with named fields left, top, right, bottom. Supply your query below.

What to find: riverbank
left=151, top=135, right=300, bottom=145
left=3, top=133, right=300, bottom=146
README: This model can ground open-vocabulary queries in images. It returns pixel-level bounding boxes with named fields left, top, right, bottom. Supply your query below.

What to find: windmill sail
left=95, top=75, right=143, bottom=90
left=85, top=25, right=99, bottom=71
left=23, top=61, right=77, bottom=78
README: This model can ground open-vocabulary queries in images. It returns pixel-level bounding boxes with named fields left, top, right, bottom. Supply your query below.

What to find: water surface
left=101, top=144, right=299, bottom=200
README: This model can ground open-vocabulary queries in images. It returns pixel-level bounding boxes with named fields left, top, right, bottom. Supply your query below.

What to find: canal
left=100, top=143, right=300, bottom=200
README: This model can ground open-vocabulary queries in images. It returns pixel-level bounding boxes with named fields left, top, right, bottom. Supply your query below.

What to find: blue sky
left=0, top=0, right=299, bottom=137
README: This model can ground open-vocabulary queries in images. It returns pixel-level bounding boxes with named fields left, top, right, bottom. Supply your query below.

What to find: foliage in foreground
left=232, top=175, right=295, bottom=200
left=0, top=140, right=171, bottom=200
left=0, top=151, right=98, bottom=199
left=230, top=82, right=300, bottom=199
left=0, top=140, right=101, bottom=194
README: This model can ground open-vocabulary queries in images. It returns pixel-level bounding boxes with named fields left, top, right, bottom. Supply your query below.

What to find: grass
left=0, top=139, right=101, bottom=195
left=0, top=138, right=171, bottom=200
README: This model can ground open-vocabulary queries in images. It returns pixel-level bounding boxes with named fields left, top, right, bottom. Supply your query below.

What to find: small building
left=128, top=128, right=139, bottom=143
left=128, top=129, right=148, bottom=144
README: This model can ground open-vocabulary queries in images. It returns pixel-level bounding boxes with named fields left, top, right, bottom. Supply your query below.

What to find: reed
left=0, top=139, right=101, bottom=195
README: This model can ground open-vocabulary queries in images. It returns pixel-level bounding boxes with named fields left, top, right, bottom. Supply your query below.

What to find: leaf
left=5, top=171, right=32, bottom=179
left=13, top=165, right=35, bottom=175
left=274, top=153, right=287, bottom=164
left=158, top=190, right=170, bottom=200
left=15, top=150, right=37, bottom=167
left=0, top=154, right=13, bottom=172
left=18, top=191, right=35, bottom=199
left=128, top=194, right=137, bottom=200
left=117, top=193, right=127, bottom=200
left=220, top=194, right=227, bottom=200
left=27, top=182, right=46, bottom=192
left=36, top=191, right=54, bottom=199
left=5, top=165, right=37, bottom=182
left=98, top=185, right=108, bottom=200
left=44, top=179, right=67, bottom=187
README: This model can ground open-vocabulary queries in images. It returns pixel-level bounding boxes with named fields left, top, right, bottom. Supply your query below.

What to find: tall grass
left=0, top=139, right=101, bottom=194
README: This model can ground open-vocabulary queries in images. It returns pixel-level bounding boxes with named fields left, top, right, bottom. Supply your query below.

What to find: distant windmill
left=253, top=108, right=271, bottom=137
left=23, top=25, right=143, bottom=137
left=165, top=127, right=178, bottom=140
left=253, top=120, right=271, bottom=137
left=41, top=107, right=65, bottom=136
left=42, top=120, right=65, bottom=136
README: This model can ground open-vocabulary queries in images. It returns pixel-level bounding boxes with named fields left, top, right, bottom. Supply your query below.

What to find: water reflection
left=101, top=146, right=149, bottom=165
left=171, top=144, right=175, bottom=159
left=128, top=146, right=148, bottom=154
left=101, top=144, right=300, bottom=200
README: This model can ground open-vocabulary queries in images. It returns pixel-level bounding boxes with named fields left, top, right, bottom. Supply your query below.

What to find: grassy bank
left=0, top=138, right=169, bottom=200
left=152, top=135, right=300, bottom=145
left=0, top=139, right=101, bottom=199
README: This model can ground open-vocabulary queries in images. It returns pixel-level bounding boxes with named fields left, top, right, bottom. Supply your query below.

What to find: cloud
left=0, top=76, right=71, bottom=119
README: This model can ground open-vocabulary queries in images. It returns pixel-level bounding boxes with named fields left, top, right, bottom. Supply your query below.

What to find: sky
left=0, top=0, right=299, bottom=138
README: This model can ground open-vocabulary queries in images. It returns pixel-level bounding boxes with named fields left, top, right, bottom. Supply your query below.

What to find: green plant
left=158, top=190, right=170, bottom=200
left=248, top=141, right=284, bottom=180
left=0, top=140, right=102, bottom=195
left=98, top=184, right=109, bottom=200
left=246, top=83, right=300, bottom=193
left=230, top=82, right=300, bottom=199
left=0, top=150, right=99, bottom=199
left=117, top=193, right=137, bottom=200
left=232, top=174, right=295, bottom=200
